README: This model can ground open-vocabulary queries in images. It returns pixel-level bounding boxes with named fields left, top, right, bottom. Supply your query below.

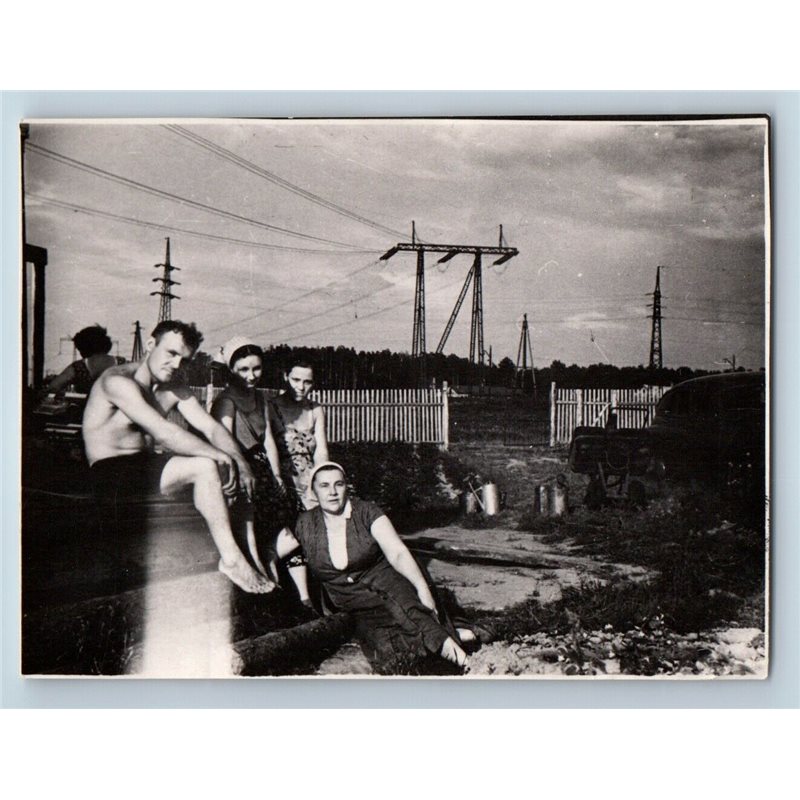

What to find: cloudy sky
left=23, top=118, right=768, bottom=375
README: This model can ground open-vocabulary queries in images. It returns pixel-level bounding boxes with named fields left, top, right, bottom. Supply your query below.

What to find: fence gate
left=549, top=383, right=668, bottom=446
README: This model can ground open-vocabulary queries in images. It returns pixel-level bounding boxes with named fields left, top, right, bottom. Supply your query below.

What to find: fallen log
left=232, top=613, right=352, bottom=676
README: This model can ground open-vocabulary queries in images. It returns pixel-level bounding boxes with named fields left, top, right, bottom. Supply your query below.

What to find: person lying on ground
left=211, top=337, right=311, bottom=604
left=272, top=461, right=476, bottom=673
left=82, top=319, right=274, bottom=594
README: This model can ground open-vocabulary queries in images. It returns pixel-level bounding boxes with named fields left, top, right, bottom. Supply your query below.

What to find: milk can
left=551, top=482, right=569, bottom=517
left=482, top=482, right=500, bottom=516
left=535, top=483, right=551, bottom=515
left=462, top=490, right=480, bottom=515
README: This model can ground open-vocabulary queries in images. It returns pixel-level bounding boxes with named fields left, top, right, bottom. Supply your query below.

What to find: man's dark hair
left=151, top=320, right=204, bottom=352
left=73, top=325, right=112, bottom=358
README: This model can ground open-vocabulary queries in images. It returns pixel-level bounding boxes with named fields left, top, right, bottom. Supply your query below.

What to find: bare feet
left=219, top=558, right=276, bottom=594
left=440, top=636, right=469, bottom=667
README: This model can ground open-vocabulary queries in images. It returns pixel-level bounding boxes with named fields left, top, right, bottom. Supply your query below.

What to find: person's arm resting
left=105, top=375, right=223, bottom=460
left=274, top=528, right=301, bottom=559
left=178, top=392, right=247, bottom=461
left=312, top=404, right=330, bottom=464
left=211, top=396, right=236, bottom=434
left=370, top=514, right=436, bottom=612
left=44, top=363, right=77, bottom=396
left=263, top=410, right=284, bottom=484
left=177, top=390, right=256, bottom=497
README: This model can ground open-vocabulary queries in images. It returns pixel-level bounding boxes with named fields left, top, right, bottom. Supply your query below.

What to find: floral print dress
left=268, top=398, right=319, bottom=511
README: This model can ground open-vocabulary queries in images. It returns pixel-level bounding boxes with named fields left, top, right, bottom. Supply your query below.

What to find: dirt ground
left=318, top=437, right=767, bottom=678
left=23, top=403, right=766, bottom=678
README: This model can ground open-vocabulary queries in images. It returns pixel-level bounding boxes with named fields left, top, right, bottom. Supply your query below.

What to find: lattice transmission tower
left=380, top=223, right=518, bottom=367
left=515, top=313, right=536, bottom=395
left=151, top=238, right=181, bottom=323
left=648, top=265, right=663, bottom=369
left=131, top=320, right=144, bottom=362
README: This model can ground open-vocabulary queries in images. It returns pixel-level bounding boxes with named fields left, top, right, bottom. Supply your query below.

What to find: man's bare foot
left=440, top=637, right=469, bottom=667
left=219, top=558, right=276, bottom=593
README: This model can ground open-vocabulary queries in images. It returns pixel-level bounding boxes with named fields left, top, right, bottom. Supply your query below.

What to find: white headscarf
left=216, top=336, right=258, bottom=369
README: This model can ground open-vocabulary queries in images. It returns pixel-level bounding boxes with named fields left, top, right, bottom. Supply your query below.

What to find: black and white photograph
left=20, top=116, right=769, bottom=678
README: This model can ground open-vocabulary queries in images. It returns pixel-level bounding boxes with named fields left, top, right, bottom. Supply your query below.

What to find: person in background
left=211, top=337, right=310, bottom=605
left=45, top=325, right=124, bottom=396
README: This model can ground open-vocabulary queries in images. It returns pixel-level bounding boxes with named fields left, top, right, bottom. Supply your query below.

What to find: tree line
left=181, top=343, right=736, bottom=391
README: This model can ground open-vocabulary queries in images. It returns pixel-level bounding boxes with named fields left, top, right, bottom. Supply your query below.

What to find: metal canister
left=551, top=482, right=569, bottom=516
left=482, top=482, right=500, bottom=516
left=536, top=483, right=551, bottom=515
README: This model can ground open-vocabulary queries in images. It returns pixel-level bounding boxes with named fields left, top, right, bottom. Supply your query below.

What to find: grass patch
left=492, top=485, right=766, bottom=653
left=328, top=442, right=473, bottom=532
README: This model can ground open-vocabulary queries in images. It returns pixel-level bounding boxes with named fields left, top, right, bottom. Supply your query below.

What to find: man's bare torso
left=82, top=362, right=183, bottom=465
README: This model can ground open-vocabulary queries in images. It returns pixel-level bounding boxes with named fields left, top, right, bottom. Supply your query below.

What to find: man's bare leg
left=160, top=456, right=274, bottom=593
left=243, top=514, right=271, bottom=578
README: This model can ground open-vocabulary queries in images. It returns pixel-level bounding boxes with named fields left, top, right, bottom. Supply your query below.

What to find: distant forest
left=182, top=343, right=752, bottom=391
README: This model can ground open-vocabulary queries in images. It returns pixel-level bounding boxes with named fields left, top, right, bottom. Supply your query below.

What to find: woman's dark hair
left=284, top=358, right=314, bottom=375
left=73, top=325, right=112, bottom=358
left=229, top=344, right=264, bottom=369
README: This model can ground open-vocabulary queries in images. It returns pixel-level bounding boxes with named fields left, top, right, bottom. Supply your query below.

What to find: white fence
left=549, top=383, right=668, bottom=446
left=186, top=385, right=450, bottom=448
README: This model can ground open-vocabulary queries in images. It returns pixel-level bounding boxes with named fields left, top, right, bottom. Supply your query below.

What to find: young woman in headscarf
left=211, top=337, right=310, bottom=605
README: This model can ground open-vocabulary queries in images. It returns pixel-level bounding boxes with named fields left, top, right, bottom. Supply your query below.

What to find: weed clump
left=328, top=442, right=472, bottom=532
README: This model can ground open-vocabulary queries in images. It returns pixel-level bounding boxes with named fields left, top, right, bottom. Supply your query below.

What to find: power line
left=664, top=316, right=764, bottom=327
left=26, top=143, right=365, bottom=249
left=205, top=258, right=384, bottom=336
left=28, top=193, right=379, bottom=256
left=248, top=279, right=398, bottom=340
left=530, top=316, right=649, bottom=324
left=164, top=124, right=408, bottom=240
left=664, top=295, right=765, bottom=308
left=262, top=272, right=471, bottom=346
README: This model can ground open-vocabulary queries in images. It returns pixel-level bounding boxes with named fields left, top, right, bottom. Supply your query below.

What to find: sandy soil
left=406, top=524, right=653, bottom=610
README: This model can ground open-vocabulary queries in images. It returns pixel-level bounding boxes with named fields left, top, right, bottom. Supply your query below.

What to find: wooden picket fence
left=549, top=383, right=668, bottom=446
left=186, top=385, right=450, bottom=448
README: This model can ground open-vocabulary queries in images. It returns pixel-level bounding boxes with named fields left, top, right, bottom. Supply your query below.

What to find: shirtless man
left=82, top=320, right=274, bottom=594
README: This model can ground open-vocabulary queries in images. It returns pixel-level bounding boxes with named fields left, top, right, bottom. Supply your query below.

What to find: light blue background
left=2, top=91, right=797, bottom=708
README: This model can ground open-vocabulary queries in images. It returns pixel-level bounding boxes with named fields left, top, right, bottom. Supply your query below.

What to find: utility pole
left=648, top=265, right=663, bottom=369
left=151, top=238, right=180, bottom=323
left=381, top=224, right=518, bottom=380
left=131, top=321, right=144, bottom=362
left=515, top=313, right=536, bottom=395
